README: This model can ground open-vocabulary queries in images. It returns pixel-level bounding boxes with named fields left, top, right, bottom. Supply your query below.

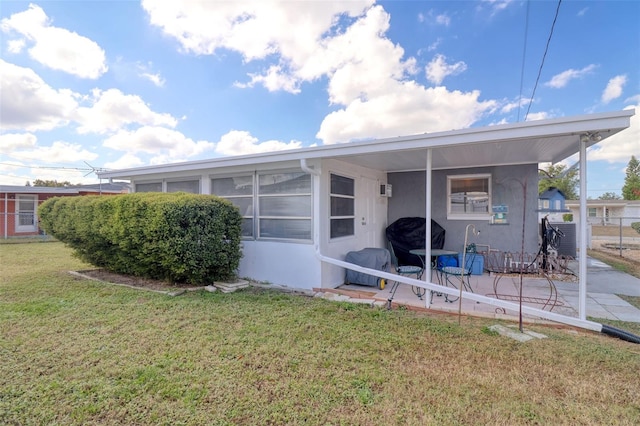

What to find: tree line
left=538, top=155, right=640, bottom=200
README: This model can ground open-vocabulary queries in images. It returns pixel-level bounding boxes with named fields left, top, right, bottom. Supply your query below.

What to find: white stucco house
left=99, top=110, right=634, bottom=314
left=565, top=199, right=640, bottom=227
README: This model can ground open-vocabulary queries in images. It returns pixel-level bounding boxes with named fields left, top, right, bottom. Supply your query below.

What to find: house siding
left=388, top=164, right=540, bottom=256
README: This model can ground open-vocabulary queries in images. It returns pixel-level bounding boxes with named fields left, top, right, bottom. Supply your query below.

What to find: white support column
left=425, top=149, right=433, bottom=308
left=579, top=137, right=588, bottom=320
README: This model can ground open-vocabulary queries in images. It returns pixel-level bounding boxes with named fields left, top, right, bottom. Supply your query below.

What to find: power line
left=0, top=162, right=94, bottom=172
left=524, top=0, right=562, bottom=121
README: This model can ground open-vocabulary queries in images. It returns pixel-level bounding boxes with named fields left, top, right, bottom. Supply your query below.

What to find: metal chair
left=387, top=241, right=425, bottom=302
left=439, top=250, right=476, bottom=303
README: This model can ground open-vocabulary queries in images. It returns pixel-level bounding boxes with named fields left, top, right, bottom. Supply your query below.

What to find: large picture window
left=258, top=172, right=312, bottom=240
left=330, top=174, right=355, bottom=239
left=135, top=182, right=162, bottom=192
left=167, top=179, right=200, bottom=194
left=212, top=176, right=254, bottom=237
left=447, top=174, right=491, bottom=220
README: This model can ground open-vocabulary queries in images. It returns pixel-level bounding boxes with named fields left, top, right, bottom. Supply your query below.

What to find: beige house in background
left=565, top=199, right=640, bottom=227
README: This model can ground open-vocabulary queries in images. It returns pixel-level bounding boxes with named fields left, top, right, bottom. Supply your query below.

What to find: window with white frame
left=588, top=207, right=597, bottom=217
left=135, top=182, right=162, bottom=192
left=447, top=174, right=491, bottom=220
left=16, top=195, right=37, bottom=232
left=258, top=172, right=312, bottom=240
left=167, top=179, right=200, bottom=194
left=211, top=176, right=254, bottom=237
left=330, top=174, right=355, bottom=239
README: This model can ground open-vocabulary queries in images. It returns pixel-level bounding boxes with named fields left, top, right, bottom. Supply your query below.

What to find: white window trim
left=447, top=173, right=492, bottom=221
left=329, top=173, right=355, bottom=240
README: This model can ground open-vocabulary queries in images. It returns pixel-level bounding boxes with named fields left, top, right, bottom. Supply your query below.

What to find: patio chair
left=439, top=248, right=477, bottom=303
left=387, top=241, right=425, bottom=304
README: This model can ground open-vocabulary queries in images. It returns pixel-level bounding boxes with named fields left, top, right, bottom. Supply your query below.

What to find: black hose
left=601, top=324, right=640, bottom=344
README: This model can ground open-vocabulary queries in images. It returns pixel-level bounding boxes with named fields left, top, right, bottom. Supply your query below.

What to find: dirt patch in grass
left=77, top=269, right=205, bottom=292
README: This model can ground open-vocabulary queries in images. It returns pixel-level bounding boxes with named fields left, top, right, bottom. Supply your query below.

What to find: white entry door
left=357, top=177, right=385, bottom=248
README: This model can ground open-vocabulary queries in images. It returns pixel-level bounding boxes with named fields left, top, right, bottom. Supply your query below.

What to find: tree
left=621, top=155, right=640, bottom=200
left=538, top=163, right=579, bottom=199
left=598, top=192, right=621, bottom=200
left=32, top=179, right=73, bottom=187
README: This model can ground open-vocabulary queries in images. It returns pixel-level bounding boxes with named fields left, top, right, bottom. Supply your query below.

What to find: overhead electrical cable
left=524, top=0, right=562, bottom=121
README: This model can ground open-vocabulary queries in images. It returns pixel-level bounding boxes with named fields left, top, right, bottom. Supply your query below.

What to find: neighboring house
left=537, top=187, right=572, bottom=223
left=98, top=110, right=634, bottom=291
left=565, top=199, right=640, bottom=227
left=0, top=183, right=129, bottom=239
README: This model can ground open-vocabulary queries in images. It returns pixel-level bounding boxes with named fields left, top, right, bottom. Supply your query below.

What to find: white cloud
left=0, top=60, right=77, bottom=131
left=0, top=133, right=37, bottom=153
left=234, top=65, right=301, bottom=94
left=0, top=4, right=107, bottom=79
left=215, top=130, right=302, bottom=156
left=480, top=0, right=514, bottom=15
left=103, top=153, right=145, bottom=171
left=142, top=1, right=496, bottom=146
left=601, top=75, right=627, bottom=104
left=545, top=64, right=597, bottom=89
left=10, top=140, right=98, bottom=163
left=525, top=111, right=552, bottom=121
left=588, top=104, right=639, bottom=163
left=75, top=88, right=178, bottom=134
left=435, top=14, right=451, bottom=26
left=317, top=84, right=496, bottom=144
left=103, top=126, right=215, bottom=159
left=425, top=54, right=467, bottom=85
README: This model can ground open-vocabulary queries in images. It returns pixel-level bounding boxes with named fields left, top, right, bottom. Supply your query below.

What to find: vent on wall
left=379, top=184, right=392, bottom=197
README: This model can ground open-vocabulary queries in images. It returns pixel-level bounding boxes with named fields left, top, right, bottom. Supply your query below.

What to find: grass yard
left=1, top=242, right=640, bottom=425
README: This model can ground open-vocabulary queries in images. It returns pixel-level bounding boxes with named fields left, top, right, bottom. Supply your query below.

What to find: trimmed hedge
left=632, top=222, right=640, bottom=234
left=39, top=192, right=243, bottom=284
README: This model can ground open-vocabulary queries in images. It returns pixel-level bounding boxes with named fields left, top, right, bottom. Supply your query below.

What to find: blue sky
left=1, top=0, right=638, bottom=198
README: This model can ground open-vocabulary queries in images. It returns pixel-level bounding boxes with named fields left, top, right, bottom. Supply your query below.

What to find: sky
left=1, top=0, right=638, bottom=198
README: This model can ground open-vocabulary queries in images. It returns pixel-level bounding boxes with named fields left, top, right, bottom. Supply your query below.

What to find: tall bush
left=39, top=192, right=243, bottom=284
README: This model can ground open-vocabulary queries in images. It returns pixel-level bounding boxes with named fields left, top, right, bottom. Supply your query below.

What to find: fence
left=584, top=216, right=640, bottom=258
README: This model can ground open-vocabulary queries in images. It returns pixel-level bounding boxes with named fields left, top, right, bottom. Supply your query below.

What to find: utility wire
left=0, top=162, right=94, bottom=172
left=524, top=0, right=562, bottom=121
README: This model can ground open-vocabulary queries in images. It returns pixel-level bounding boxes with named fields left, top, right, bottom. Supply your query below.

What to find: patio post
left=425, top=148, right=432, bottom=308
left=579, top=135, right=588, bottom=321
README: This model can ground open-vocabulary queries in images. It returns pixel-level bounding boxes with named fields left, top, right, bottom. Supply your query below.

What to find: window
left=16, top=195, right=37, bottom=232
left=212, top=176, right=254, bottom=237
left=330, top=174, right=355, bottom=238
left=588, top=208, right=597, bottom=217
left=167, top=179, right=200, bottom=194
left=447, top=174, right=491, bottom=220
left=258, top=172, right=311, bottom=240
left=135, top=182, right=162, bottom=192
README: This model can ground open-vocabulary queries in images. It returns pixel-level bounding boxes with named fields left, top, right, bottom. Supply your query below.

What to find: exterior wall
left=388, top=164, right=540, bottom=256
left=128, top=158, right=388, bottom=290
left=319, top=159, right=389, bottom=289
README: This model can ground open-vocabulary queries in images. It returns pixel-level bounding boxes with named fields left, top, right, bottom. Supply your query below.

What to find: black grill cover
left=386, top=217, right=445, bottom=267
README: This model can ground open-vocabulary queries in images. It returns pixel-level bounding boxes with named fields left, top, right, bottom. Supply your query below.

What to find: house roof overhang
left=98, top=109, right=635, bottom=180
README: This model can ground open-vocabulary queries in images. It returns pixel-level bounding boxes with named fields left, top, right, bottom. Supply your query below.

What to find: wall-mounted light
left=580, top=132, right=602, bottom=143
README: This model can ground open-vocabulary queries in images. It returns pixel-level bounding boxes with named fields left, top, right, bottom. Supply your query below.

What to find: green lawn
left=1, top=242, right=639, bottom=425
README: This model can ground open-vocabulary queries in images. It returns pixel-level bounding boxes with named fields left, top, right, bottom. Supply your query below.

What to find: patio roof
left=99, top=109, right=634, bottom=180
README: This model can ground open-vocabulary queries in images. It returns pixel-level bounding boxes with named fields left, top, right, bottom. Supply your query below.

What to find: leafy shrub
left=39, top=192, right=242, bottom=284
left=632, top=222, right=640, bottom=235
left=562, top=213, right=573, bottom=222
